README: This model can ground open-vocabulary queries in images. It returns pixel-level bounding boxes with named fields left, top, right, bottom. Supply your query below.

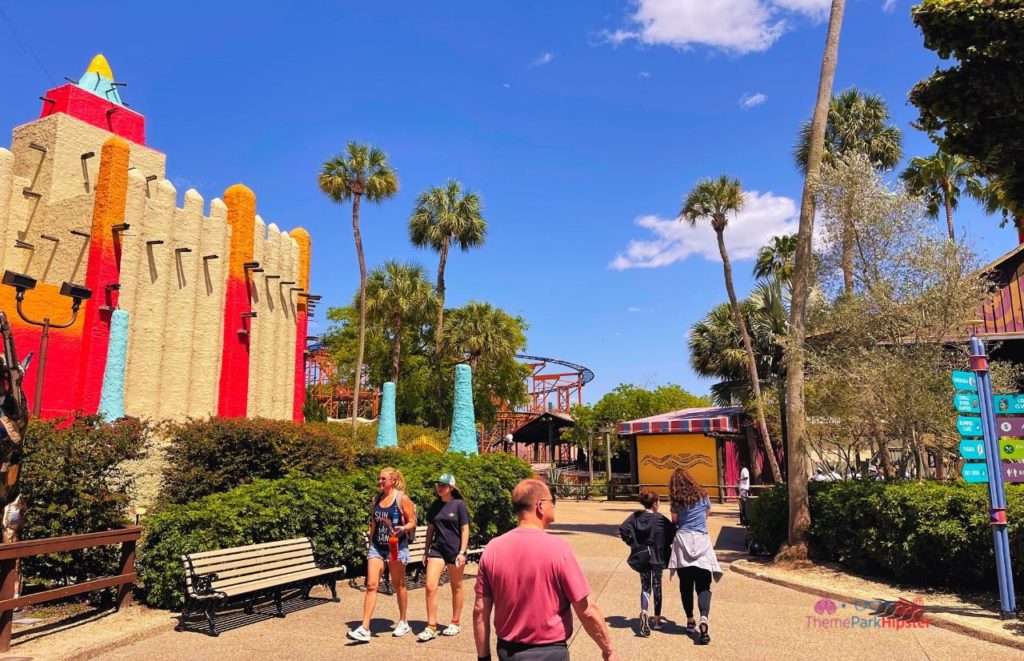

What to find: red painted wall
left=39, top=85, right=146, bottom=145
left=217, top=184, right=256, bottom=418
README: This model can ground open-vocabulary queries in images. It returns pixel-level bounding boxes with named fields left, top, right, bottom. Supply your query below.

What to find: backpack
left=396, top=491, right=418, bottom=544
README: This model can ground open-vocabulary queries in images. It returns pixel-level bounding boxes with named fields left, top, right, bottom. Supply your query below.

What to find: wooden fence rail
left=0, top=525, right=142, bottom=652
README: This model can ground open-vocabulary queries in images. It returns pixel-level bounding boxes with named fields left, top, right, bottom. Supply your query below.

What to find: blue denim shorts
left=368, top=544, right=409, bottom=564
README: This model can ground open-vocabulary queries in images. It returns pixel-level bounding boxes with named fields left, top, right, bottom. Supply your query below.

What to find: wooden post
left=0, top=558, right=17, bottom=652
left=115, top=538, right=136, bottom=610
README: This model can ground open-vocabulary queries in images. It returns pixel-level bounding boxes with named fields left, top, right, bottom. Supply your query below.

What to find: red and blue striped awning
left=617, top=406, right=742, bottom=436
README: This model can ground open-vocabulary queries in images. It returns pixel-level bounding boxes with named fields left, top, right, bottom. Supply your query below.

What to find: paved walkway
left=91, top=501, right=1012, bottom=660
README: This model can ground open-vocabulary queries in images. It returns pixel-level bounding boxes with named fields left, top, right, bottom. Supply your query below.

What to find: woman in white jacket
left=668, top=468, right=722, bottom=645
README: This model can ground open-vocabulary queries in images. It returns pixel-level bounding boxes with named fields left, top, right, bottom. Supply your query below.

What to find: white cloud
left=502, top=82, right=511, bottom=88
left=610, top=190, right=798, bottom=270
left=882, top=0, right=897, bottom=12
left=627, top=306, right=644, bottom=312
left=638, top=71, right=651, bottom=79
left=605, top=0, right=831, bottom=54
left=531, top=52, right=554, bottom=67
left=740, top=92, right=767, bottom=108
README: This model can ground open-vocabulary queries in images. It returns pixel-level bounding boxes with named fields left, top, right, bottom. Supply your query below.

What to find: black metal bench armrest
left=315, top=557, right=348, bottom=576
left=191, top=571, right=220, bottom=596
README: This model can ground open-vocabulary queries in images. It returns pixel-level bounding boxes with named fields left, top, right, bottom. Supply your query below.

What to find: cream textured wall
left=0, top=112, right=306, bottom=421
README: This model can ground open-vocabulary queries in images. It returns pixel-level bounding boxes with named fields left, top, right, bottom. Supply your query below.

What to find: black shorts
left=497, top=639, right=568, bottom=661
left=427, top=546, right=459, bottom=565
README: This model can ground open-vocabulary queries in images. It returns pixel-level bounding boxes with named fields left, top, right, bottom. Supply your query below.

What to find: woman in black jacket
left=619, top=489, right=675, bottom=636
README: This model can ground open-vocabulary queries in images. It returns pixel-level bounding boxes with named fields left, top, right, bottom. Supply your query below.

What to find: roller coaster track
left=515, top=354, right=594, bottom=393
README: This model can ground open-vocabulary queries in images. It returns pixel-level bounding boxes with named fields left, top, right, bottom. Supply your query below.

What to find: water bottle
left=389, top=529, right=399, bottom=562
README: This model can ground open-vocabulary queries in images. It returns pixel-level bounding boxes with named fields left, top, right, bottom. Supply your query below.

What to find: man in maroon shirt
left=473, top=479, right=618, bottom=661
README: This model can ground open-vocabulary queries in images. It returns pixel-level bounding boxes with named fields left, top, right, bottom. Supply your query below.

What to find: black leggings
left=677, top=566, right=712, bottom=619
left=640, top=570, right=663, bottom=616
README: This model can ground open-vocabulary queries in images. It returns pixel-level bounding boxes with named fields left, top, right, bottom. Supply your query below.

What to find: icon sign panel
left=957, top=416, right=983, bottom=436
left=993, top=394, right=1024, bottom=414
left=1002, top=463, right=1024, bottom=483
left=962, top=463, right=989, bottom=483
left=959, top=440, right=986, bottom=460
left=996, top=417, right=1024, bottom=437
left=954, top=393, right=980, bottom=413
left=952, top=371, right=978, bottom=392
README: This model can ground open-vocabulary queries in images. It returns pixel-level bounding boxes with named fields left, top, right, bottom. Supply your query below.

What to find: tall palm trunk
left=784, top=0, right=846, bottom=561
left=433, top=239, right=450, bottom=414
left=943, top=181, right=955, bottom=240
left=390, top=314, right=402, bottom=385
left=716, top=229, right=782, bottom=483
left=352, top=192, right=366, bottom=430
left=841, top=199, right=854, bottom=295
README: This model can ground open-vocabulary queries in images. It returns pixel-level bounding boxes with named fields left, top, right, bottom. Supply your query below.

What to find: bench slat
left=217, top=567, right=342, bottom=598
left=186, top=548, right=314, bottom=577
left=185, top=538, right=310, bottom=561
left=187, top=543, right=312, bottom=571
left=186, top=557, right=318, bottom=587
left=209, top=563, right=323, bottom=591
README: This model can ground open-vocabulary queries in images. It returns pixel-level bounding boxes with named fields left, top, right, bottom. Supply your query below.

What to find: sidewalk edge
left=56, top=616, right=173, bottom=661
left=730, top=560, right=1024, bottom=652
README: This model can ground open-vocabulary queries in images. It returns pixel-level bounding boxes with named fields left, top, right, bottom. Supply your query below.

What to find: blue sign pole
left=970, top=336, right=1017, bottom=618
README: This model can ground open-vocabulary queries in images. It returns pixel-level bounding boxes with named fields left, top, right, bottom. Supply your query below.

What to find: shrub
left=19, top=415, right=149, bottom=587
left=747, top=481, right=1024, bottom=588
left=139, top=452, right=531, bottom=609
left=159, top=417, right=452, bottom=504
left=160, top=418, right=368, bottom=504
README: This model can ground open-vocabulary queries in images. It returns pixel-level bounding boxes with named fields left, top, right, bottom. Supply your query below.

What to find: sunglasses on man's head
left=536, top=494, right=557, bottom=507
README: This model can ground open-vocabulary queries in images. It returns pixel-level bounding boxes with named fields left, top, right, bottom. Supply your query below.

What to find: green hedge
left=19, top=415, right=149, bottom=587
left=139, top=451, right=531, bottom=609
left=159, top=418, right=450, bottom=504
left=748, top=481, right=1024, bottom=587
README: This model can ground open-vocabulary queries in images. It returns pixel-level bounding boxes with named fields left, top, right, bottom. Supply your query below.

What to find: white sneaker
left=417, top=626, right=439, bottom=641
left=347, top=625, right=371, bottom=643
left=441, top=623, right=461, bottom=636
left=393, top=620, right=411, bottom=637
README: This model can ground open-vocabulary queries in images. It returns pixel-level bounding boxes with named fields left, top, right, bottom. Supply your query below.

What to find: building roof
left=510, top=411, right=575, bottom=445
left=617, top=406, right=743, bottom=436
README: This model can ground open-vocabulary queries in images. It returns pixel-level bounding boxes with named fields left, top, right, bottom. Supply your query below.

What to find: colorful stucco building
left=0, top=55, right=311, bottom=420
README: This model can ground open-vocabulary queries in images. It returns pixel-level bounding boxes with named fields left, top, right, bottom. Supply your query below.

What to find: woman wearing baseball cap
left=417, top=473, right=471, bottom=641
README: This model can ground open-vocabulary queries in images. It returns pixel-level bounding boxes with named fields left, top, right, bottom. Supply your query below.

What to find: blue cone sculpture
left=97, top=309, right=129, bottom=422
left=376, top=382, right=398, bottom=448
left=449, top=364, right=478, bottom=455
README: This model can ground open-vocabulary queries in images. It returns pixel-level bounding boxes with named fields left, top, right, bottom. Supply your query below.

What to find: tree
left=910, top=0, right=1024, bottom=220
left=900, top=150, right=984, bottom=241
left=443, top=301, right=523, bottom=372
left=753, top=234, right=798, bottom=284
left=681, top=175, right=782, bottom=483
left=318, top=142, right=399, bottom=428
left=361, top=261, right=437, bottom=384
left=409, top=181, right=487, bottom=399
left=783, top=0, right=846, bottom=562
left=794, top=88, right=902, bottom=296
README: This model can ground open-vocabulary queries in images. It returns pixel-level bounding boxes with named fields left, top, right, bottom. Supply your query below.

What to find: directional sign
left=954, top=393, right=981, bottom=413
left=960, top=439, right=986, bottom=460
left=995, top=417, right=1024, bottom=438
left=957, top=416, right=983, bottom=436
left=962, top=463, right=989, bottom=483
left=1001, top=439, right=1024, bottom=460
left=952, top=370, right=978, bottom=392
left=1002, top=463, right=1024, bottom=483
left=993, top=394, right=1024, bottom=415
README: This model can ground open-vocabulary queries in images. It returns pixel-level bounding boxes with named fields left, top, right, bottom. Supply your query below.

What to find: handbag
left=626, top=543, right=653, bottom=573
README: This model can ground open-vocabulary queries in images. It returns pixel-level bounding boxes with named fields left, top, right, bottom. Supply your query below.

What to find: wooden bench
left=360, top=526, right=484, bottom=594
left=178, top=537, right=346, bottom=636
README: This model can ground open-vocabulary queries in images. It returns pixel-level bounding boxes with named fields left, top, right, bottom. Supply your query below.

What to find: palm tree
left=318, top=142, right=399, bottom=428
left=785, top=0, right=846, bottom=561
left=794, top=88, right=902, bottom=295
left=361, top=261, right=437, bottom=384
left=900, top=150, right=984, bottom=241
left=443, top=301, right=523, bottom=372
left=681, top=175, right=782, bottom=483
left=409, top=181, right=487, bottom=398
left=753, top=234, right=798, bottom=284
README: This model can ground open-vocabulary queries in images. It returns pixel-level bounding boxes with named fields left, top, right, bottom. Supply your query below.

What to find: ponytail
left=381, top=466, right=406, bottom=493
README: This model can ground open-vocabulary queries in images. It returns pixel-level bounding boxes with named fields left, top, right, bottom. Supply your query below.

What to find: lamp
left=3, top=270, right=91, bottom=416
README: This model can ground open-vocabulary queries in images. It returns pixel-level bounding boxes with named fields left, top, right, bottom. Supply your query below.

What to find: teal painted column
left=449, top=364, right=478, bottom=455
left=97, top=309, right=129, bottom=422
left=376, top=381, right=398, bottom=448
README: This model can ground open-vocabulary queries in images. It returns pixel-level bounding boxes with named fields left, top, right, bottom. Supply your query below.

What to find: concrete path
left=93, top=501, right=1014, bottom=660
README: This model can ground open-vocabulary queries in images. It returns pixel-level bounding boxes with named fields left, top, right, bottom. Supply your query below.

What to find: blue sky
left=0, top=1, right=1013, bottom=402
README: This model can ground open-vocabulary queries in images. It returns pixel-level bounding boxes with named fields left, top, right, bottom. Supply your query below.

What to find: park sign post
left=953, top=338, right=1017, bottom=618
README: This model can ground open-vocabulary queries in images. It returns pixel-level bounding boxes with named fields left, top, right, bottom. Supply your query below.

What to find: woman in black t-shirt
left=416, top=473, right=471, bottom=642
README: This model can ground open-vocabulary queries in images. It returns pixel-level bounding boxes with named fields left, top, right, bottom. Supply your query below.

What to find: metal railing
left=548, top=482, right=774, bottom=502
left=0, top=525, right=141, bottom=651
